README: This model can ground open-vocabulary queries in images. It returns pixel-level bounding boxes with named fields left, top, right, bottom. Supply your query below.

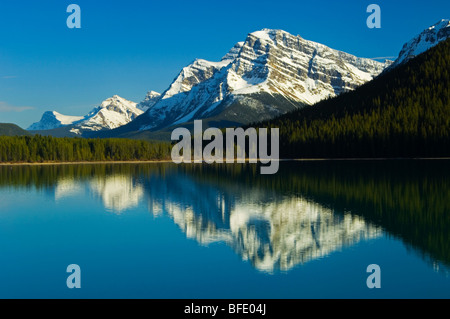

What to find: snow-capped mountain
left=390, top=19, right=450, bottom=68
left=137, top=91, right=161, bottom=112
left=124, top=28, right=390, bottom=133
left=76, top=95, right=144, bottom=132
left=28, top=95, right=150, bottom=135
left=27, top=111, right=85, bottom=130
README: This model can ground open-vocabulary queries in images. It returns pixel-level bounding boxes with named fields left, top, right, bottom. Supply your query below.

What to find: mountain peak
left=27, top=110, right=85, bottom=131
left=146, top=90, right=160, bottom=97
left=248, top=28, right=305, bottom=43
left=250, top=28, right=286, bottom=35
left=137, top=91, right=162, bottom=111
left=249, top=28, right=286, bottom=42
left=390, top=18, right=449, bottom=68
left=28, top=95, right=142, bottom=134
left=131, top=28, right=387, bottom=132
left=79, top=95, right=142, bottom=132
left=102, top=94, right=125, bottom=103
left=221, top=41, right=244, bottom=61
left=429, top=18, right=450, bottom=30
left=99, top=95, right=136, bottom=109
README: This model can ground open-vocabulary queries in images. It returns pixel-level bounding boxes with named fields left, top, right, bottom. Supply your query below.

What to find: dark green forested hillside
left=257, top=39, right=450, bottom=158
left=0, top=123, right=31, bottom=136
left=0, top=135, right=171, bottom=162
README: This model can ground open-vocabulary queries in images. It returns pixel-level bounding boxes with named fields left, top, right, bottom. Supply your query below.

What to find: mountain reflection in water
left=0, top=160, right=448, bottom=274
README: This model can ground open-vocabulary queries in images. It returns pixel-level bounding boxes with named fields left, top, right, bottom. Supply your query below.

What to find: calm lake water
left=0, top=160, right=449, bottom=298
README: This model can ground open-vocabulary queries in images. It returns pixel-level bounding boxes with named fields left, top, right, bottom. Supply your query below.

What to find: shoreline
left=1, top=157, right=449, bottom=166
left=0, top=160, right=174, bottom=166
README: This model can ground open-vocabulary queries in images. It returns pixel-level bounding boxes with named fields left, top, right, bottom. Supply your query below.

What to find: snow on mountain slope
left=136, top=28, right=390, bottom=132
left=28, top=111, right=85, bottom=130
left=78, top=95, right=144, bottom=132
left=137, top=91, right=161, bottom=111
left=390, top=19, right=450, bottom=68
left=221, top=41, right=245, bottom=61
left=28, top=95, right=148, bottom=134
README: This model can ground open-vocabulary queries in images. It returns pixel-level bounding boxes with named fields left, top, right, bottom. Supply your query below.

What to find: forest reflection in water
left=0, top=159, right=448, bottom=274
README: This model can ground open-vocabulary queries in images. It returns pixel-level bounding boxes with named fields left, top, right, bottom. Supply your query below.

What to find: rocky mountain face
left=390, top=19, right=450, bottom=69
left=137, top=91, right=161, bottom=112
left=75, top=95, right=144, bottom=133
left=126, top=28, right=389, bottom=133
left=28, top=95, right=149, bottom=136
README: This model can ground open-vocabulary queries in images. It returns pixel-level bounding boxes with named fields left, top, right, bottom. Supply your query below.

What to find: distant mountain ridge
left=28, top=111, right=85, bottom=131
left=28, top=95, right=150, bottom=136
left=0, top=123, right=30, bottom=136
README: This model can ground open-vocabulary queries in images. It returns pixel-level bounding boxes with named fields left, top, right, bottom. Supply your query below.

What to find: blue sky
left=0, top=0, right=449, bottom=128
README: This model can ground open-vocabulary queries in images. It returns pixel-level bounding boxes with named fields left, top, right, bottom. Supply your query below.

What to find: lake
left=0, top=160, right=449, bottom=298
